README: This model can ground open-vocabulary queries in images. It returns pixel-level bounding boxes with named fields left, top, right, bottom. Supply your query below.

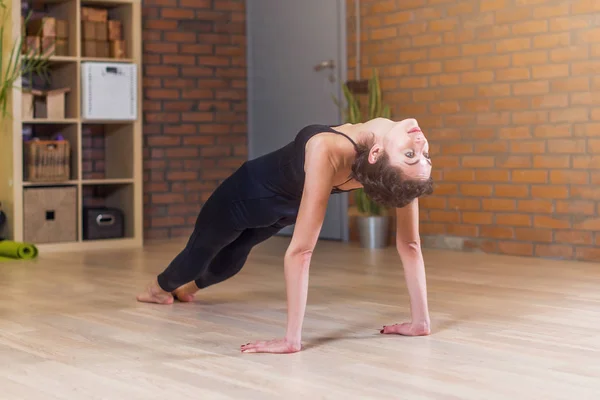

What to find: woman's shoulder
left=304, top=131, right=334, bottom=156
left=295, top=124, right=339, bottom=141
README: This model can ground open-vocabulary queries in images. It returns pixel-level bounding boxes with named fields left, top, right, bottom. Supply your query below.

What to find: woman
left=137, top=117, right=434, bottom=354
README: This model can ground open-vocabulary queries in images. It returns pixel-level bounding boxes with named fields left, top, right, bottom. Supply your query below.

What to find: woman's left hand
left=380, top=321, right=431, bottom=336
left=241, top=338, right=302, bottom=354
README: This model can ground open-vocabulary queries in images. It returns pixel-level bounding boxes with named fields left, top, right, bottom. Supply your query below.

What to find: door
left=246, top=0, right=348, bottom=241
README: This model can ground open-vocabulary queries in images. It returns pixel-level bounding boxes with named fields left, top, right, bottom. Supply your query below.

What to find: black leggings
left=156, top=164, right=299, bottom=292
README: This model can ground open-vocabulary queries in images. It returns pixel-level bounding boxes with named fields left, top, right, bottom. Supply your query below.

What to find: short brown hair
left=350, top=137, right=434, bottom=208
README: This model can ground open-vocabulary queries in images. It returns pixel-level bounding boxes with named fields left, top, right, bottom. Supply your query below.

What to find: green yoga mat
left=0, top=240, right=38, bottom=261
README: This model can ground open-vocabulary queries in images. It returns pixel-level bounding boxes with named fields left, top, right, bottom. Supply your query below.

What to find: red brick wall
left=81, top=125, right=107, bottom=208
left=348, top=0, right=600, bottom=261
left=82, top=125, right=105, bottom=180
left=141, top=0, right=247, bottom=239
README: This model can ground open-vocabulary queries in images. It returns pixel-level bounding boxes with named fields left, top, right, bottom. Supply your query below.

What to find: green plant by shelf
left=333, top=68, right=391, bottom=217
left=0, top=0, right=52, bottom=119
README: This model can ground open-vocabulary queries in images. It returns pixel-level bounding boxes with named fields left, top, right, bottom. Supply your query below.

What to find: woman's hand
left=380, top=321, right=431, bottom=336
left=241, top=338, right=302, bottom=354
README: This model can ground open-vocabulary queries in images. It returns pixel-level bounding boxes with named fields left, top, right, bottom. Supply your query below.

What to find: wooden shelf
left=48, top=55, right=78, bottom=62
left=0, top=0, right=143, bottom=252
left=81, top=119, right=136, bottom=124
left=22, top=118, right=78, bottom=124
left=81, top=57, right=134, bottom=63
left=23, top=55, right=78, bottom=63
left=82, top=0, right=135, bottom=5
left=21, top=179, right=134, bottom=186
left=25, top=56, right=133, bottom=64
left=23, top=119, right=136, bottom=124
left=82, top=178, right=134, bottom=184
left=22, top=180, right=79, bottom=187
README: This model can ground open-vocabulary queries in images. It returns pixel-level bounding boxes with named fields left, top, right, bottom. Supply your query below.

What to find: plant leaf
left=0, top=8, right=52, bottom=119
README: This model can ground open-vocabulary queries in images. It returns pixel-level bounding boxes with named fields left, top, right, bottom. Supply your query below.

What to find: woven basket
left=24, top=140, right=71, bottom=182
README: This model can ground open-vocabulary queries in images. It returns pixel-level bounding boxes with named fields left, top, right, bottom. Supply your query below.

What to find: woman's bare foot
left=172, top=281, right=199, bottom=302
left=136, top=279, right=174, bottom=304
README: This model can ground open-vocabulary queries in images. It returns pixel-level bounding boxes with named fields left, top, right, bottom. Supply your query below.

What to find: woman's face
left=370, top=118, right=432, bottom=180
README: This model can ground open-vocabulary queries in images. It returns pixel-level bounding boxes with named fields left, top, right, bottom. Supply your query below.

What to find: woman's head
left=351, top=118, right=434, bottom=208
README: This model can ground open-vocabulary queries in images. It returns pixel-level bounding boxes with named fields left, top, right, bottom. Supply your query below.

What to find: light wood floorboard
left=1, top=236, right=600, bottom=399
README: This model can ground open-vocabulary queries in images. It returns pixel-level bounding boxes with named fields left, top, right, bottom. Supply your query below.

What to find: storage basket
left=23, top=186, right=77, bottom=243
left=24, top=140, right=71, bottom=182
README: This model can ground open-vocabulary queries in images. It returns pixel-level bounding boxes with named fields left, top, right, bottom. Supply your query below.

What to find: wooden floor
left=1, top=236, right=600, bottom=399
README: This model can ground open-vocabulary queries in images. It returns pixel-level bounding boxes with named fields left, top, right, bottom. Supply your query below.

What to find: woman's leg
left=172, top=223, right=284, bottom=301
left=137, top=174, right=296, bottom=304
left=136, top=182, right=246, bottom=304
left=198, top=209, right=297, bottom=291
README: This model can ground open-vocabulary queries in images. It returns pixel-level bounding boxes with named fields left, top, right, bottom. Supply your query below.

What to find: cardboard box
left=56, top=20, right=68, bottom=38
left=21, top=89, right=40, bottom=119
left=97, top=41, right=109, bottom=58
left=41, top=37, right=55, bottom=57
left=82, top=21, right=97, bottom=40
left=108, top=20, right=122, bottom=40
left=82, top=21, right=108, bottom=41
left=96, top=22, right=108, bottom=41
left=27, top=17, right=56, bottom=37
left=109, top=40, right=126, bottom=59
left=55, top=39, right=69, bottom=56
left=83, top=40, right=97, bottom=57
left=21, top=88, right=70, bottom=120
left=42, top=88, right=71, bottom=119
left=82, top=7, right=107, bottom=22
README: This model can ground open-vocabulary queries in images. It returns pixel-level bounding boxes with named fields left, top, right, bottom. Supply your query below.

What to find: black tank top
left=244, top=124, right=359, bottom=200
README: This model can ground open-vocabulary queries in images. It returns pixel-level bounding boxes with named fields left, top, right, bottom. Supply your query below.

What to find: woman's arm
left=381, top=198, right=431, bottom=336
left=241, top=139, right=334, bottom=353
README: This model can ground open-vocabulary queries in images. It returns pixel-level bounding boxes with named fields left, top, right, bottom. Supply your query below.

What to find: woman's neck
left=333, top=118, right=396, bottom=145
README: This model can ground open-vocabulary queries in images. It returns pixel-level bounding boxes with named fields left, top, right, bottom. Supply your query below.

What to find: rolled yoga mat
left=0, top=240, right=38, bottom=261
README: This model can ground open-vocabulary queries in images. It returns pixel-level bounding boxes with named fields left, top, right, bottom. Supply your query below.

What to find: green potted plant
left=335, top=69, right=392, bottom=248
left=1, top=1, right=51, bottom=119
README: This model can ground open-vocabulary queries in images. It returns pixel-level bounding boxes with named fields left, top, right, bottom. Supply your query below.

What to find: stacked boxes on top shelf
left=21, top=0, right=73, bottom=58
left=22, top=16, right=69, bottom=57
left=81, top=6, right=126, bottom=59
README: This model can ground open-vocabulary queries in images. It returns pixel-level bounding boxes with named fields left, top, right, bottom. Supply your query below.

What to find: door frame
left=245, top=0, right=349, bottom=242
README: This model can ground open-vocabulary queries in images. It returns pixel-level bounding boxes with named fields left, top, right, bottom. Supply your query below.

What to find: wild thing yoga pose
left=137, top=117, right=434, bottom=354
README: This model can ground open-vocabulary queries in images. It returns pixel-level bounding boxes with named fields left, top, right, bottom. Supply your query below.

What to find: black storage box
left=83, top=207, right=124, bottom=240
